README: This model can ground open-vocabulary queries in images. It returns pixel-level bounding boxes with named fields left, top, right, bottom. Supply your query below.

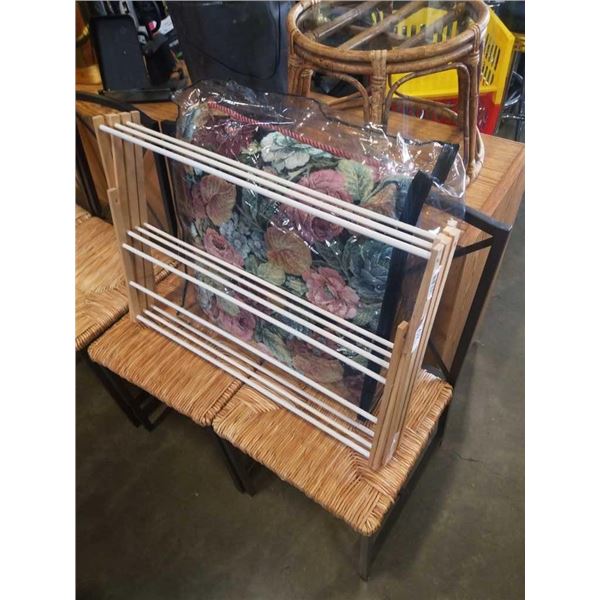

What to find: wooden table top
left=76, top=83, right=524, bottom=244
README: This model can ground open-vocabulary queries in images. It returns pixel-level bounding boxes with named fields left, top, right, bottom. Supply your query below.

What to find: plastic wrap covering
left=170, top=80, right=465, bottom=411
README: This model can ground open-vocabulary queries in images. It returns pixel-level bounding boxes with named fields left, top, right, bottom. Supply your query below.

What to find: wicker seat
left=87, top=275, right=244, bottom=427
left=76, top=213, right=168, bottom=352
left=213, top=370, right=452, bottom=536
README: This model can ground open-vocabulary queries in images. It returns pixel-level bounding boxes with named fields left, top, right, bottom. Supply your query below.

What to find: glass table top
left=296, top=1, right=476, bottom=51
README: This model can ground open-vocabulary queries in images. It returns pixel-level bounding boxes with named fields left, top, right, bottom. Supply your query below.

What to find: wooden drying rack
left=94, top=110, right=460, bottom=470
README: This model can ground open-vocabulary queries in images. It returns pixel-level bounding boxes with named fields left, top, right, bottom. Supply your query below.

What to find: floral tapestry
left=173, top=105, right=418, bottom=407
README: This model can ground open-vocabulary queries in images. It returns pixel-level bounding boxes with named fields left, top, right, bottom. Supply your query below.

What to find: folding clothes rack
left=94, top=110, right=460, bottom=470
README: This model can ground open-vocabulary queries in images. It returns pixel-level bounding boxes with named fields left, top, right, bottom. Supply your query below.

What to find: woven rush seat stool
left=76, top=210, right=174, bottom=429
left=76, top=205, right=172, bottom=352
left=76, top=212, right=134, bottom=352
left=213, top=369, right=452, bottom=577
left=88, top=276, right=244, bottom=427
left=87, top=274, right=253, bottom=492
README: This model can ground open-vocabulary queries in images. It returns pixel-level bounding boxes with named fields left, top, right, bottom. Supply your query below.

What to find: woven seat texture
left=76, top=215, right=167, bottom=351
left=87, top=275, right=244, bottom=426
left=213, top=370, right=452, bottom=535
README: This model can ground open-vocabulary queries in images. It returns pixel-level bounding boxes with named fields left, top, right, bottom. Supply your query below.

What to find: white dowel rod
left=142, top=223, right=394, bottom=352
left=139, top=225, right=391, bottom=357
left=138, top=314, right=370, bottom=458
left=100, top=124, right=431, bottom=260
left=128, top=229, right=389, bottom=368
left=129, top=280, right=377, bottom=422
left=118, top=122, right=434, bottom=249
left=124, top=243, right=386, bottom=383
left=150, top=306, right=374, bottom=437
left=144, top=309, right=372, bottom=448
left=124, top=121, right=437, bottom=242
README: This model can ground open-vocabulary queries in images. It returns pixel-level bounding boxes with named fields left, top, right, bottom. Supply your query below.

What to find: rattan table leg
left=287, top=35, right=304, bottom=95
left=369, top=50, right=387, bottom=125
left=466, top=53, right=481, bottom=179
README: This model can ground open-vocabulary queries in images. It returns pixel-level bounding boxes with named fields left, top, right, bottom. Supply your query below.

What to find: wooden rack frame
left=94, top=111, right=460, bottom=470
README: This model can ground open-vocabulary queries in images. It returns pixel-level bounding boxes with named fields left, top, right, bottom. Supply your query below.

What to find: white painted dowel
left=124, top=243, right=387, bottom=383
left=128, top=229, right=389, bottom=368
left=142, top=223, right=394, bottom=353
left=129, top=280, right=378, bottom=422
left=138, top=224, right=391, bottom=357
left=100, top=124, right=431, bottom=259
left=138, top=314, right=371, bottom=458
left=149, top=306, right=374, bottom=437
left=117, top=122, right=433, bottom=249
left=123, top=121, right=437, bottom=242
left=144, top=308, right=372, bottom=448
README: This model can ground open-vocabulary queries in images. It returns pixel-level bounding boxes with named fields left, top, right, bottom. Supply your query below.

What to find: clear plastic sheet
left=170, top=80, right=465, bottom=411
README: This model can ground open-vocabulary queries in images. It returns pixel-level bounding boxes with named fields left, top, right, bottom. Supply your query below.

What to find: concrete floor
left=76, top=147, right=524, bottom=598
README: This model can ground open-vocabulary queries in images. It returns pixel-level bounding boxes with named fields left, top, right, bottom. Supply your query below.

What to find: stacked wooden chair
left=89, top=107, right=461, bottom=576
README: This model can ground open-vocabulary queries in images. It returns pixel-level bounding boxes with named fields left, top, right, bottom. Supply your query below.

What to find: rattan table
left=287, top=0, right=490, bottom=182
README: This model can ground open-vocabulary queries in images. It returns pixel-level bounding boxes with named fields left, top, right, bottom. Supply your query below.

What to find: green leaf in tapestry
left=238, top=187, right=260, bottom=227
left=338, top=159, right=374, bottom=203
left=337, top=348, right=368, bottom=368
left=244, top=254, right=260, bottom=275
left=257, top=261, right=286, bottom=286
left=191, top=217, right=211, bottom=240
left=286, top=165, right=310, bottom=180
left=306, top=155, right=339, bottom=172
left=284, top=275, right=307, bottom=297
left=352, top=303, right=380, bottom=329
left=216, top=294, right=240, bottom=317
left=341, top=240, right=354, bottom=274
left=260, top=327, right=293, bottom=365
left=256, top=196, right=278, bottom=227
left=312, top=239, right=346, bottom=274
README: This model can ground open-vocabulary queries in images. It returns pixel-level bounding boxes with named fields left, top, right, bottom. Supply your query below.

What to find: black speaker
left=90, top=14, right=181, bottom=102
left=167, top=1, right=291, bottom=93
left=90, top=15, right=149, bottom=91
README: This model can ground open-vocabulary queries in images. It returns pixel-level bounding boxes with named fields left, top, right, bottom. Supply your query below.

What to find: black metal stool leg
left=355, top=425, right=444, bottom=578
left=211, top=432, right=256, bottom=496
left=210, top=430, right=247, bottom=494
left=514, top=74, right=524, bottom=141
left=436, top=404, right=451, bottom=446
left=359, top=534, right=376, bottom=580
left=84, top=355, right=141, bottom=427
left=85, top=355, right=170, bottom=431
